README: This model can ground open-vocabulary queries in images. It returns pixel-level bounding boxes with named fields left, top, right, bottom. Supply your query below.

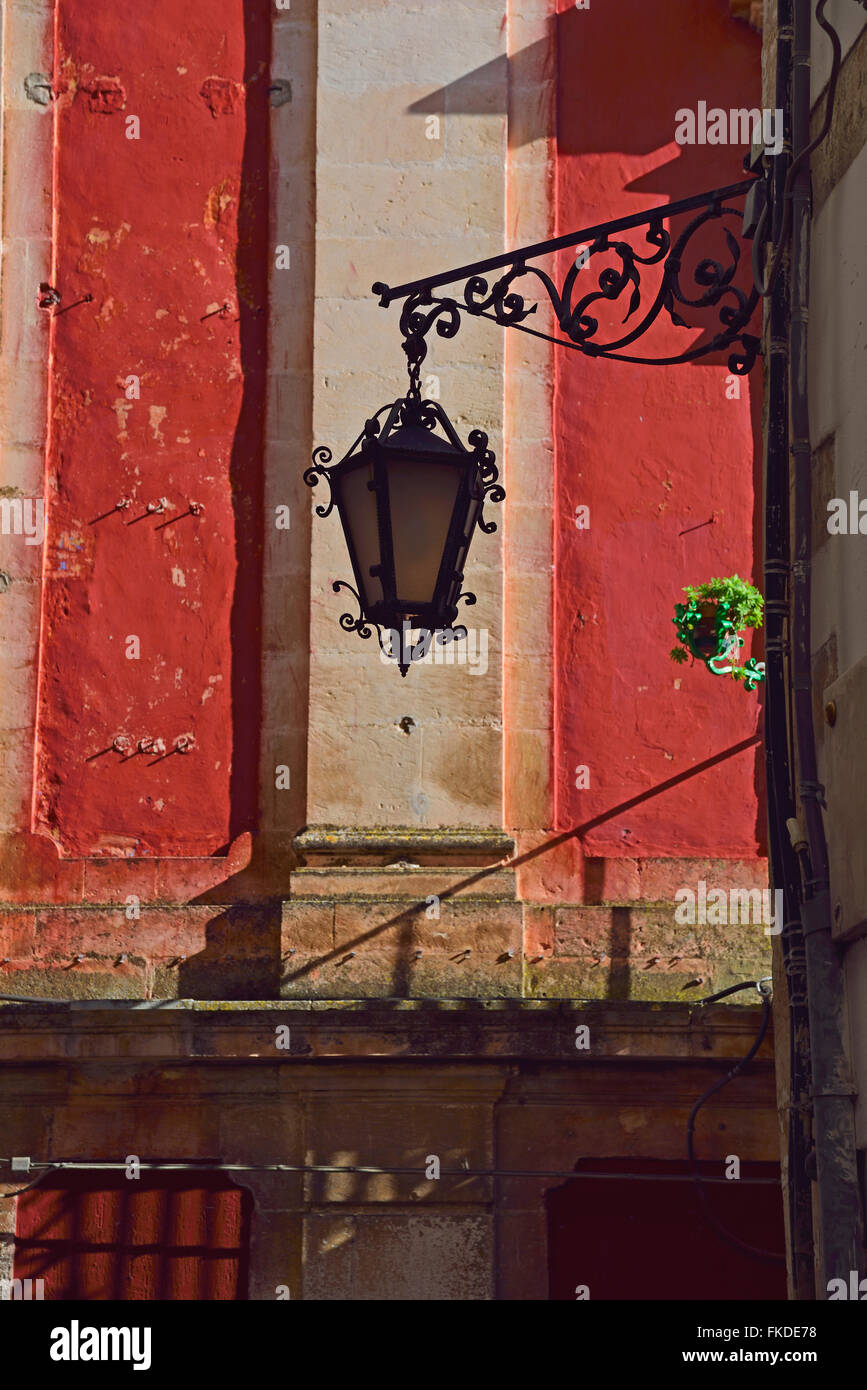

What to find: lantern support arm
left=372, top=177, right=763, bottom=376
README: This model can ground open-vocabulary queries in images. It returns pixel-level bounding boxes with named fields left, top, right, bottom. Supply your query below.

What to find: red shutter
left=13, top=1171, right=251, bottom=1300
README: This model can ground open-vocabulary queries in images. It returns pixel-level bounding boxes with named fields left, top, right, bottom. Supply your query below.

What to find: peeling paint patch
left=171, top=568, right=186, bottom=587
left=268, top=78, right=292, bottom=108
left=618, top=1110, right=648, bottom=1133
left=52, top=384, right=92, bottom=428
left=24, top=72, right=53, bottom=106
left=91, top=837, right=142, bottom=858
left=204, top=180, right=236, bottom=230
left=200, top=77, right=242, bottom=118
left=83, top=78, right=126, bottom=113
left=113, top=399, right=132, bottom=438
left=148, top=406, right=167, bottom=443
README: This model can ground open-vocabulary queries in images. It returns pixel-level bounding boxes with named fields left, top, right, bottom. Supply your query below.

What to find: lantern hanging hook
left=402, top=330, right=426, bottom=400
left=397, top=292, right=461, bottom=402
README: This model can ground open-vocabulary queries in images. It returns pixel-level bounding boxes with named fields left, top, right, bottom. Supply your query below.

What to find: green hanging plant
left=670, top=574, right=765, bottom=691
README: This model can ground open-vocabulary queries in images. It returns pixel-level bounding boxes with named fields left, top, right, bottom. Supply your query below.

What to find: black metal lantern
left=305, top=389, right=504, bottom=676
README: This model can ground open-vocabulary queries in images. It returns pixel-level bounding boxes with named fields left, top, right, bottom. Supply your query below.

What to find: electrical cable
left=761, top=8, right=817, bottom=1287
left=687, top=985, right=785, bottom=1263
left=4, top=980, right=785, bottom=1285
left=752, top=0, right=844, bottom=297
left=692, top=980, right=770, bottom=1005
left=3, top=986, right=781, bottom=1197
left=788, top=0, right=864, bottom=1279
left=0, top=1159, right=783, bottom=1196
left=0, top=1168, right=60, bottom=1198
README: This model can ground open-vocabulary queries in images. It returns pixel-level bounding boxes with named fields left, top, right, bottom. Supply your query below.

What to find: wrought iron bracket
left=373, top=178, right=762, bottom=376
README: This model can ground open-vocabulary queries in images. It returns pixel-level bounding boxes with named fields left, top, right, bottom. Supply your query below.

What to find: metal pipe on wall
left=763, top=0, right=816, bottom=1298
left=789, top=0, right=863, bottom=1292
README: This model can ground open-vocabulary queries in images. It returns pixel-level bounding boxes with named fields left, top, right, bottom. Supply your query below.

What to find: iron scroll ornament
left=310, top=181, right=761, bottom=673
left=373, top=179, right=762, bottom=375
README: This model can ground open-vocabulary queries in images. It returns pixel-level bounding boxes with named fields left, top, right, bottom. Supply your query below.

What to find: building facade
left=0, top=0, right=786, bottom=1300
left=759, top=0, right=867, bottom=1299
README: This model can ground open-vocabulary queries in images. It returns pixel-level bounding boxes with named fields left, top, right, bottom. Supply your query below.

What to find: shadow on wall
left=411, top=2, right=761, bottom=360
left=408, top=0, right=760, bottom=169
left=275, top=735, right=760, bottom=1002
left=227, top=2, right=270, bottom=845
left=176, top=899, right=283, bottom=1000
left=159, top=6, right=282, bottom=1002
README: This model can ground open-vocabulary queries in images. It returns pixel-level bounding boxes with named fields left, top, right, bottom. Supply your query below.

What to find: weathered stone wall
left=0, top=0, right=773, bottom=1004
left=804, top=6, right=867, bottom=1148
left=0, top=1000, right=780, bottom=1300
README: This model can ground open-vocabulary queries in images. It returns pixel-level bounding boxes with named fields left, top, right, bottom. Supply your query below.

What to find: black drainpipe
left=789, top=0, right=863, bottom=1291
left=763, top=0, right=815, bottom=1298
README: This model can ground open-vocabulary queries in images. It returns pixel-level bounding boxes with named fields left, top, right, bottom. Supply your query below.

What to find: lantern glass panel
left=443, top=490, right=480, bottom=608
left=339, top=460, right=383, bottom=609
left=383, top=453, right=464, bottom=608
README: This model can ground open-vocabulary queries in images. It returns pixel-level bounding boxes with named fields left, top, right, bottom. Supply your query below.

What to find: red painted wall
left=554, top=0, right=764, bottom=855
left=33, top=0, right=268, bottom=857
left=13, top=1171, right=251, bottom=1299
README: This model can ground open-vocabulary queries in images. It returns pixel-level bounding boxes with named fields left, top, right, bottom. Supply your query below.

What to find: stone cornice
left=0, top=998, right=772, bottom=1065
left=293, top=825, right=516, bottom=859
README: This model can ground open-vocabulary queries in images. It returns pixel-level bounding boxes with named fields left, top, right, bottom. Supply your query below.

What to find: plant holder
left=670, top=579, right=765, bottom=692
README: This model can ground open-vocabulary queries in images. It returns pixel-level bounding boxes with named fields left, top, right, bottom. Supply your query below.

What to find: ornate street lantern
left=308, top=179, right=762, bottom=677
left=305, top=360, right=504, bottom=676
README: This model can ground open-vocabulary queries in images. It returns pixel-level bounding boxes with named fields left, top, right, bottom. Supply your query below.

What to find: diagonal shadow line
left=282, top=733, right=762, bottom=983
left=154, top=509, right=193, bottom=531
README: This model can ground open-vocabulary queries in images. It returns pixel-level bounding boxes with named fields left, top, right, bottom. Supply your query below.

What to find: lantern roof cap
left=379, top=420, right=458, bottom=453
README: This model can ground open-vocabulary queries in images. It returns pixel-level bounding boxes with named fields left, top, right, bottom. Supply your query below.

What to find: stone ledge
left=0, top=998, right=772, bottom=1065
left=288, top=866, right=517, bottom=899
left=293, top=825, right=515, bottom=866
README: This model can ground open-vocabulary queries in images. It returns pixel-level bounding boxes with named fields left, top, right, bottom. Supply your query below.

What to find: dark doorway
left=547, top=1157, right=787, bottom=1300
